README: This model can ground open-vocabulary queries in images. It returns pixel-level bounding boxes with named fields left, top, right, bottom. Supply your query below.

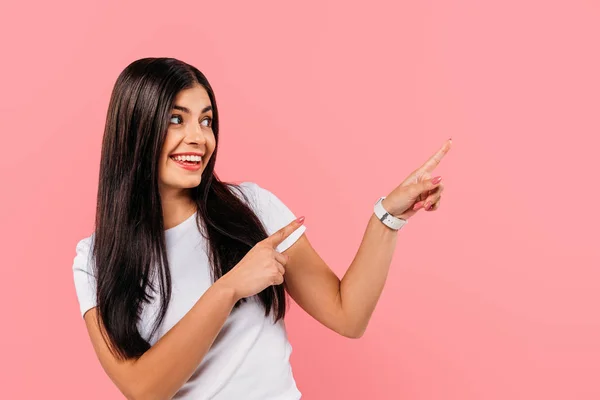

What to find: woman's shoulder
left=72, top=232, right=98, bottom=317
left=231, top=180, right=280, bottom=198
left=229, top=180, right=296, bottom=209
left=231, top=180, right=260, bottom=194
left=229, top=181, right=283, bottom=210
left=72, top=233, right=96, bottom=274
left=75, top=233, right=95, bottom=253
left=228, top=181, right=261, bottom=206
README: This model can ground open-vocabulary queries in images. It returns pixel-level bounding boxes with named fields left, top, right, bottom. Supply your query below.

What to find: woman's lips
left=170, top=157, right=203, bottom=171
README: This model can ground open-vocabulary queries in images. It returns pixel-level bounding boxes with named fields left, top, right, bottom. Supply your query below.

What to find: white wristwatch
left=374, top=196, right=407, bottom=231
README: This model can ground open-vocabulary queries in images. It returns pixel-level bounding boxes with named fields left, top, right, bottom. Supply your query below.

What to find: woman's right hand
left=216, top=216, right=305, bottom=301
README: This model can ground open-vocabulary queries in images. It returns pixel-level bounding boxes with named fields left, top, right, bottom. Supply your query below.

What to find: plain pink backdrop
left=1, top=0, right=599, bottom=399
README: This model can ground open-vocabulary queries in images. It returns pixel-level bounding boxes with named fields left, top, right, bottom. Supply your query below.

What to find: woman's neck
left=160, top=188, right=197, bottom=230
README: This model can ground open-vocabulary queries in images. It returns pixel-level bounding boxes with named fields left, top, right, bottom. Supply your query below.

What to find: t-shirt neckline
left=164, top=211, right=198, bottom=244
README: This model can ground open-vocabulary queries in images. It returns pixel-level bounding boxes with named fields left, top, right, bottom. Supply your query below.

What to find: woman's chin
left=159, top=176, right=202, bottom=190
left=180, top=176, right=202, bottom=188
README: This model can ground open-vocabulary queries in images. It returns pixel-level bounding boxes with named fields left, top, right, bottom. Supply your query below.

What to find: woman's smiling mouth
left=170, top=153, right=204, bottom=171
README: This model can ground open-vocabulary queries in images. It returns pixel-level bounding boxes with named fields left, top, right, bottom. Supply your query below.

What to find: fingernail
left=424, top=201, right=432, bottom=209
left=432, top=176, right=442, bottom=184
left=413, top=202, right=423, bottom=210
left=295, top=216, right=305, bottom=224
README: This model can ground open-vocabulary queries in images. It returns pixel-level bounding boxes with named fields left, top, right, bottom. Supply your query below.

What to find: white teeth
left=172, top=155, right=202, bottom=162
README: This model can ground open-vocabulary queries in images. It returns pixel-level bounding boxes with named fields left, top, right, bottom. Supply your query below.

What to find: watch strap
left=373, top=196, right=407, bottom=230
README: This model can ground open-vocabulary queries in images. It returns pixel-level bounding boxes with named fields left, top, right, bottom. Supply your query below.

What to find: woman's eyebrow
left=172, top=105, right=213, bottom=114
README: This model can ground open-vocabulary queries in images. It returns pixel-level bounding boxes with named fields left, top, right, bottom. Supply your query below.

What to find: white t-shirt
left=72, top=181, right=307, bottom=399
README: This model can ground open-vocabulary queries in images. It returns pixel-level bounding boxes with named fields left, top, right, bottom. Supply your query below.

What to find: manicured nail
left=424, top=201, right=432, bottom=209
left=432, top=176, right=442, bottom=184
left=295, top=216, right=305, bottom=224
left=413, top=202, right=423, bottom=210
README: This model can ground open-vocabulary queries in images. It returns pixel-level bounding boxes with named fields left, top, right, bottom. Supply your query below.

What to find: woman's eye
left=170, top=115, right=212, bottom=127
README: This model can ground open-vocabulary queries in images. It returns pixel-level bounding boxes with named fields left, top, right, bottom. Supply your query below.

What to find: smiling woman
left=158, top=86, right=215, bottom=191
left=73, top=57, right=307, bottom=399
left=72, top=56, right=450, bottom=400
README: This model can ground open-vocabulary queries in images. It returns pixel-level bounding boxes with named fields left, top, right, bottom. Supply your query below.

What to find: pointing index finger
left=420, top=139, right=452, bottom=173
left=263, top=217, right=305, bottom=248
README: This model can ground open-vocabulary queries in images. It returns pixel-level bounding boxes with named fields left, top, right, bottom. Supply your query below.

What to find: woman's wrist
left=211, top=278, right=239, bottom=304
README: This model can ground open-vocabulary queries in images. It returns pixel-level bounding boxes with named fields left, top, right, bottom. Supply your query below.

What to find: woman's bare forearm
left=339, top=212, right=399, bottom=337
left=89, top=282, right=237, bottom=400
left=132, top=282, right=236, bottom=398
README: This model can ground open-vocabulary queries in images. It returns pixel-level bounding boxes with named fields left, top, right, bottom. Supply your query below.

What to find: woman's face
left=158, top=84, right=216, bottom=193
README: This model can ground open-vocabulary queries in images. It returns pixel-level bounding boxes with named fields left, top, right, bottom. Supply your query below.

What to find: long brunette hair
left=93, top=57, right=285, bottom=360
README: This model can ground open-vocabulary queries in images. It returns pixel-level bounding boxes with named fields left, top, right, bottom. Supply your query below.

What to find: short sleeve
left=236, top=181, right=306, bottom=253
left=72, top=235, right=97, bottom=318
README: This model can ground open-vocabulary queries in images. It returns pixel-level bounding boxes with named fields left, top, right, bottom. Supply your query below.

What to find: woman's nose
left=185, top=124, right=207, bottom=144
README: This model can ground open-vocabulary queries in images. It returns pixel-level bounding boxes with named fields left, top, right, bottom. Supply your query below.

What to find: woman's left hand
left=381, top=139, right=452, bottom=221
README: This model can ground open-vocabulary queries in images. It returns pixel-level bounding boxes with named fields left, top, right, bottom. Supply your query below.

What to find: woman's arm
left=84, top=282, right=236, bottom=400
left=283, top=212, right=398, bottom=339
left=284, top=142, right=450, bottom=338
left=83, top=218, right=303, bottom=400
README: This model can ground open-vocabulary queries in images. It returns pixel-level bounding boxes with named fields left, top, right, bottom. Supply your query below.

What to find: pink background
left=1, top=0, right=599, bottom=399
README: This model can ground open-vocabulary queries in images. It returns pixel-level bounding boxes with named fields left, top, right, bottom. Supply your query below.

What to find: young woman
left=72, top=57, right=451, bottom=400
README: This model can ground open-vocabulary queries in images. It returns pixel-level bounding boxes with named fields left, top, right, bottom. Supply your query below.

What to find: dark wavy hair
left=92, top=57, right=286, bottom=360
